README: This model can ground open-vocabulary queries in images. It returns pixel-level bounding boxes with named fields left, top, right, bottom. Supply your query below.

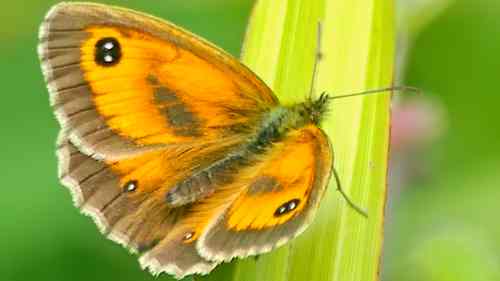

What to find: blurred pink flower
left=390, top=97, right=445, bottom=152
left=389, top=96, right=447, bottom=189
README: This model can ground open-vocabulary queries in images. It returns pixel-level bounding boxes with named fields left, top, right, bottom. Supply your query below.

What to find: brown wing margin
left=57, top=132, right=220, bottom=278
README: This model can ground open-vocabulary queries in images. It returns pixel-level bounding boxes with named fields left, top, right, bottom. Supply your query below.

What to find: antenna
left=308, top=22, right=323, bottom=100
left=328, top=86, right=421, bottom=101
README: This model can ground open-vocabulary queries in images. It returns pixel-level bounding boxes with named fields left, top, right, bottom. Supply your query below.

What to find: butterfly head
left=301, top=92, right=330, bottom=125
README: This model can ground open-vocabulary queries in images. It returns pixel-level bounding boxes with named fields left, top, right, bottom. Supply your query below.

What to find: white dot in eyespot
left=104, top=55, right=114, bottom=63
left=126, top=184, right=135, bottom=192
left=103, top=41, right=115, bottom=50
left=183, top=232, right=194, bottom=241
left=124, top=180, right=137, bottom=192
left=288, top=201, right=297, bottom=210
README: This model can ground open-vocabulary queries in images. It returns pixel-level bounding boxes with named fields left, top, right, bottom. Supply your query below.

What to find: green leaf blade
left=201, top=0, right=394, bottom=280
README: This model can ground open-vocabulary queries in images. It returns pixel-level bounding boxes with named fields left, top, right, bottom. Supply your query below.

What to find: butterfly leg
left=332, top=168, right=368, bottom=218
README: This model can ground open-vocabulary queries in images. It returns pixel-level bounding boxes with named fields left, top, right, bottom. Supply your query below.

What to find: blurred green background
left=1, top=0, right=498, bottom=281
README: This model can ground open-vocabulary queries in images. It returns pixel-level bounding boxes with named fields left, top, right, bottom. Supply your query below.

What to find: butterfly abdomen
left=165, top=100, right=326, bottom=207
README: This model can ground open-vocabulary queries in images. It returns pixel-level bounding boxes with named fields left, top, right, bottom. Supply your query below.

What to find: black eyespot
left=95, top=37, right=121, bottom=66
left=123, top=180, right=138, bottom=193
left=274, top=199, right=301, bottom=217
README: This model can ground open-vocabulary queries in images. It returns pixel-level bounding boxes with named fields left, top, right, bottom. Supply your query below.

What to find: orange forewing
left=40, top=2, right=278, bottom=159
left=80, top=26, right=271, bottom=145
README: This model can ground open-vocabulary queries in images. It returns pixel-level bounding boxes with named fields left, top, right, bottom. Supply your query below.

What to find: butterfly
left=38, top=2, right=367, bottom=279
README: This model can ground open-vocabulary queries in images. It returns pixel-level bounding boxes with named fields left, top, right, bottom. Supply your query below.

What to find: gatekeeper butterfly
left=38, top=2, right=372, bottom=279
